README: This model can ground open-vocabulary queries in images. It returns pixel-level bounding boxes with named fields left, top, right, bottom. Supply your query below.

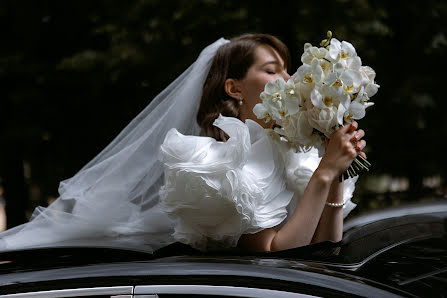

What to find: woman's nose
left=281, top=71, right=291, bottom=81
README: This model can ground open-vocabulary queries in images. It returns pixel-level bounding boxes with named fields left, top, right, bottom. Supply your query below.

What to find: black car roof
left=0, top=247, right=409, bottom=298
left=1, top=200, right=446, bottom=269
left=1, top=201, right=446, bottom=297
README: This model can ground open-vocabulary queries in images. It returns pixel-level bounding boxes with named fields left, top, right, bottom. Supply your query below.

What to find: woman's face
left=238, top=44, right=290, bottom=127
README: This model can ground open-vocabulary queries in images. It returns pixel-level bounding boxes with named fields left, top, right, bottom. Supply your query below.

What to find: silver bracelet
left=325, top=201, right=345, bottom=208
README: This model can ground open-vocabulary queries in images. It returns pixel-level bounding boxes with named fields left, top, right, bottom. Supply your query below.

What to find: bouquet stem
left=340, top=155, right=371, bottom=181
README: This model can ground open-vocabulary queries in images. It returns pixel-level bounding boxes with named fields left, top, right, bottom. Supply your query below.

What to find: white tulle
left=159, top=115, right=357, bottom=250
left=0, top=38, right=230, bottom=252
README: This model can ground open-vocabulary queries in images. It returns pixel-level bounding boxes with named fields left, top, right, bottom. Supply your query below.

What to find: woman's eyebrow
left=260, top=61, right=280, bottom=67
left=260, top=60, right=286, bottom=69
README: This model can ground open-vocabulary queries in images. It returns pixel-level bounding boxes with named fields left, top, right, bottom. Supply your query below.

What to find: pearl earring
left=239, top=96, right=243, bottom=106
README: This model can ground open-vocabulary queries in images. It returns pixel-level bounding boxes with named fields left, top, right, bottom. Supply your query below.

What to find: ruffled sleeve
left=281, top=147, right=357, bottom=221
left=159, top=116, right=293, bottom=250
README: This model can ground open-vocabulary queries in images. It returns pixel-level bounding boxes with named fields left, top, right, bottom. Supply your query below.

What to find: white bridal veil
left=0, top=38, right=230, bottom=253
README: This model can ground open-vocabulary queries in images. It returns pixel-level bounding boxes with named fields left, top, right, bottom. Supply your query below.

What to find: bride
left=0, top=34, right=365, bottom=252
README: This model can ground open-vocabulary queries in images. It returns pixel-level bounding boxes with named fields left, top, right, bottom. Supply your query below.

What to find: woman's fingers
left=355, top=139, right=366, bottom=151
left=337, top=121, right=358, bottom=135
left=339, top=122, right=361, bottom=143
left=352, top=129, right=365, bottom=141
left=351, top=130, right=365, bottom=148
left=322, top=122, right=368, bottom=178
left=348, top=121, right=358, bottom=133
left=359, top=151, right=367, bottom=159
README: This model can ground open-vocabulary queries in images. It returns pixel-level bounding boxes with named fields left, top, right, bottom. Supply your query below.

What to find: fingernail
left=354, top=133, right=360, bottom=140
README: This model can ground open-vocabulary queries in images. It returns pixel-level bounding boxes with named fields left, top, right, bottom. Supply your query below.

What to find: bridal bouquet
left=253, top=31, right=379, bottom=179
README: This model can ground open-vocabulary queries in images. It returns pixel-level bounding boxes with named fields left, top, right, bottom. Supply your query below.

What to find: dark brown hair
left=196, top=33, right=291, bottom=141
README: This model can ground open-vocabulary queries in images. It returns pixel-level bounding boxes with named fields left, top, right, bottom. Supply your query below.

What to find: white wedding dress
left=159, top=115, right=357, bottom=251
left=0, top=38, right=356, bottom=253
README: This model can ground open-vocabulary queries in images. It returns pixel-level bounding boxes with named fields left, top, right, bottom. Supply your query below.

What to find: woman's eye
left=265, top=70, right=276, bottom=74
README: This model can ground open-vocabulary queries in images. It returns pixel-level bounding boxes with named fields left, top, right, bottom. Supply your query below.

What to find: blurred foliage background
left=0, top=0, right=446, bottom=228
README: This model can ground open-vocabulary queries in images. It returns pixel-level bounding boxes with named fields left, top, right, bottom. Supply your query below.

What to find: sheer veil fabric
left=0, top=38, right=230, bottom=252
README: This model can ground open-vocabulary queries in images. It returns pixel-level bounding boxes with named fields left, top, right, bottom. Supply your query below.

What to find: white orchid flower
left=364, top=82, right=380, bottom=97
left=345, top=55, right=362, bottom=71
left=319, top=58, right=333, bottom=77
left=300, top=42, right=333, bottom=77
left=301, top=44, right=329, bottom=65
left=344, top=87, right=375, bottom=121
left=263, top=77, right=287, bottom=97
left=301, top=53, right=332, bottom=78
left=323, top=62, right=362, bottom=95
left=283, top=79, right=302, bottom=116
left=295, top=58, right=323, bottom=85
left=346, top=101, right=365, bottom=121
left=292, top=58, right=325, bottom=101
left=329, top=38, right=357, bottom=61
left=260, top=78, right=288, bottom=119
left=311, top=86, right=349, bottom=126
left=327, top=38, right=362, bottom=75
left=253, top=103, right=272, bottom=122
left=256, top=78, right=302, bottom=121
left=310, top=85, right=350, bottom=109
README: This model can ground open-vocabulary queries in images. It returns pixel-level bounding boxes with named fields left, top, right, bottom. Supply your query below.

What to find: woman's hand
left=318, top=121, right=366, bottom=180
left=240, top=122, right=367, bottom=252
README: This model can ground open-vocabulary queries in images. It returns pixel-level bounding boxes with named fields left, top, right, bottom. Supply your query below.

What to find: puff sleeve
left=159, top=116, right=294, bottom=250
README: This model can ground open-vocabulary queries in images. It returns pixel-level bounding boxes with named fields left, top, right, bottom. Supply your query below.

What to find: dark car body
left=0, top=200, right=446, bottom=297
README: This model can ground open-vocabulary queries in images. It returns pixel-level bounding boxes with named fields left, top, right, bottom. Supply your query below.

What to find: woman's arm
left=311, top=177, right=344, bottom=243
left=311, top=128, right=366, bottom=243
left=238, top=166, right=336, bottom=251
left=238, top=122, right=364, bottom=252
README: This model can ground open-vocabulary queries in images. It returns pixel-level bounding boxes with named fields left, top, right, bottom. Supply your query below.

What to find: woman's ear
left=224, top=78, right=243, bottom=100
